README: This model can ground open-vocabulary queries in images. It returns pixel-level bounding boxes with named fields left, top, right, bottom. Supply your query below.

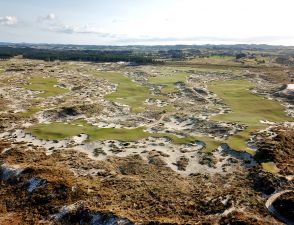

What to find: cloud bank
left=0, top=16, right=18, bottom=26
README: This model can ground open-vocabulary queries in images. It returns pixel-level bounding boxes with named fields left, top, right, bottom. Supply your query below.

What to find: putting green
left=94, top=72, right=150, bottom=112
left=23, top=77, right=69, bottom=97
left=149, top=73, right=188, bottom=94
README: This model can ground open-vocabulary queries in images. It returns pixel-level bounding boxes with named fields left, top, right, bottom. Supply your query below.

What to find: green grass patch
left=94, top=72, right=150, bottom=112
left=149, top=73, right=188, bottom=94
left=26, top=120, right=221, bottom=150
left=261, top=162, right=279, bottom=174
left=153, top=133, right=220, bottom=152
left=208, top=80, right=293, bottom=153
left=27, top=121, right=150, bottom=142
left=22, top=77, right=69, bottom=97
left=18, top=106, right=41, bottom=118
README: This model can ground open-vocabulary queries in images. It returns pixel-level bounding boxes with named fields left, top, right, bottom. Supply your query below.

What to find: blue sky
left=1, top=0, right=294, bottom=45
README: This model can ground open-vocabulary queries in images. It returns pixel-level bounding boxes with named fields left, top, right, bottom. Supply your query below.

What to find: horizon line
left=1, top=41, right=294, bottom=48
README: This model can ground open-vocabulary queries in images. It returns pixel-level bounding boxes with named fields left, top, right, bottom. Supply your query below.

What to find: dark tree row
left=0, top=47, right=156, bottom=64
left=276, top=56, right=294, bottom=65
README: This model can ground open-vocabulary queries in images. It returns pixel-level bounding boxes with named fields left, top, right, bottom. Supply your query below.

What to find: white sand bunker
left=278, top=84, right=294, bottom=99
left=1, top=129, right=88, bottom=152
left=72, top=137, right=252, bottom=176
left=164, top=116, right=194, bottom=131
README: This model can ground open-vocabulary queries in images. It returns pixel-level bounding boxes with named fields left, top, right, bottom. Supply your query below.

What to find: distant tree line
left=275, top=56, right=294, bottom=65
left=0, top=47, right=157, bottom=64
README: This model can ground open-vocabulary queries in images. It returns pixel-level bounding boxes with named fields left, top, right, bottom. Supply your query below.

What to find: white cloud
left=38, top=13, right=56, bottom=22
left=117, top=35, right=294, bottom=46
left=0, top=16, right=18, bottom=26
left=46, top=13, right=56, bottom=20
left=38, top=14, right=117, bottom=38
left=48, top=23, right=117, bottom=38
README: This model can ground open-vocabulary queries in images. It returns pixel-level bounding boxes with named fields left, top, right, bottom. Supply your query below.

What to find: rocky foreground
left=0, top=127, right=293, bottom=224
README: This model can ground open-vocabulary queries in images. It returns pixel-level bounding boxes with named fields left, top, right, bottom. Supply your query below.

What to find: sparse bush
left=93, top=148, right=106, bottom=157
left=235, top=53, right=246, bottom=60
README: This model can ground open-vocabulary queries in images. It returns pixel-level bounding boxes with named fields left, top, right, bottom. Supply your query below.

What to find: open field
left=0, top=59, right=292, bottom=164
left=1, top=0, right=294, bottom=221
left=25, top=77, right=292, bottom=153
left=0, top=54, right=293, bottom=224
left=19, top=67, right=293, bottom=156
left=7, top=61, right=290, bottom=157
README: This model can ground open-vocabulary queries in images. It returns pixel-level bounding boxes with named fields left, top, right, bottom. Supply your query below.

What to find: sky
left=0, top=0, right=294, bottom=46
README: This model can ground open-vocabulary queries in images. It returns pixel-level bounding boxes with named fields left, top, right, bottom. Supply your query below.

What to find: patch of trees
left=276, top=56, right=294, bottom=65
left=0, top=53, right=13, bottom=60
left=167, top=50, right=184, bottom=59
left=0, top=47, right=157, bottom=64
left=235, top=53, right=247, bottom=59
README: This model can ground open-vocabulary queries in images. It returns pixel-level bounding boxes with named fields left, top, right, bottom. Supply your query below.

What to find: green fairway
left=27, top=119, right=220, bottom=151
left=23, top=76, right=69, bottom=97
left=208, top=80, right=293, bottom=153
left=149, top=73, right=188, bottom=94
left=94, top=72, right=150, bottom=112
left=27, top=121, right=150, bottom=142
